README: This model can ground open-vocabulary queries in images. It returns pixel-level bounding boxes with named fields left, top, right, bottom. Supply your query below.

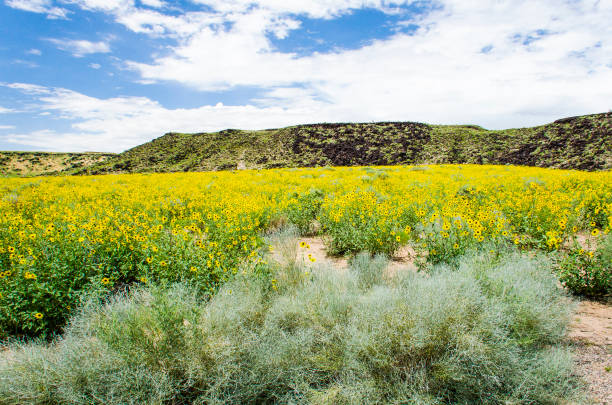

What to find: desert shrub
left=348, top=251, right=388, bottom=289
left=0, top=252, right=582, bottom=404
left=0, top=291, right=183, bottom=404
left=263, top=226, right=309, bottom=291
left=556, top=234, right=612, bottom=298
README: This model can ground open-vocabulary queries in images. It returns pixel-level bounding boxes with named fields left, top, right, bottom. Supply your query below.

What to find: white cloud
left=140, top=0, right=164, bottom=8
left=89, top=63, right=101, bottom=69
left=3, top=82, right=52, bottom=94
left=12, top=59, right=39, bottom=68
left=51, top=0, right=216, bottom=37
left=5, top=0, right=69, bottom=18
left=26, top=48, right=42, bottom=55
left=47, top=38, right=111, bottom=57
left=125, top=0, right=612, bottom=128
left=114, top=9, right=217, bottom=37
left=3, top=0, right=611, bottom=152
left=2, top=84, right=340, bottom=152
left=188, top=0, right=418, bottom=19
left=66, top=0, right=128, bottom=12
left=0, top=125, right=16, bottom=130
left=0, top=106, right=16, bottom=113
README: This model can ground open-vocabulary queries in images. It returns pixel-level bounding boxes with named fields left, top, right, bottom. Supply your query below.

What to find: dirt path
left=569, top=300, right=612, bottom=404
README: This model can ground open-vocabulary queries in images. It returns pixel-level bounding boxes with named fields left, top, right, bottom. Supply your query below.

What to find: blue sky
left=0, top=0, right=610, bottom=152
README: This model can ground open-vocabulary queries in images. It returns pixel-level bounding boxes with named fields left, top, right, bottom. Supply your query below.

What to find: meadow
left=0, top=164, right=611, bottom=403
left=1, top=164, right=610, bottom=338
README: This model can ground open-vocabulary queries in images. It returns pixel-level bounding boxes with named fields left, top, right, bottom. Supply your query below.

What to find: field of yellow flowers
left=1, top=164, right=610, bottom=337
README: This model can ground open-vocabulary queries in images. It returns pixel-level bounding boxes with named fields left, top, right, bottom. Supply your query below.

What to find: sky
left=0, top=0, right=610, bottom=152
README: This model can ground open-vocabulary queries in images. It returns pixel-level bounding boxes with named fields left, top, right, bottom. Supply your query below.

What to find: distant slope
left=0, top=151, right=116, bottom=177
left=77, top=112, right=612, bottom=174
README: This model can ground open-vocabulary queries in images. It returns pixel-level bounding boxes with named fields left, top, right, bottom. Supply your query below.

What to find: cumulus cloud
left=1, top=83, right=339, bottom=152
left=5, top=0, right=69, bottom=18
left=46, top=38, right=111, bottom=57
left=126, top=0, right=612, bottom=128
left=3, top=0, right=611, bottom=151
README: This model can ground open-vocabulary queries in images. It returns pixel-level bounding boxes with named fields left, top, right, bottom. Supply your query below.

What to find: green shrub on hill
left=0, top=152, right=115, bottom=177
left=80, top=112, right=611, bottom=175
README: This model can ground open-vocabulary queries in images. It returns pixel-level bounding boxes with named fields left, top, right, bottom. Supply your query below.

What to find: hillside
left=0, top=151, right=116, bottom=177
left=80, top=112, right=611, bottom=174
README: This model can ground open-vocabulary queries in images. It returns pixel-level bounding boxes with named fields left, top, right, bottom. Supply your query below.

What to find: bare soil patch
left=569, top=300, right=612, bottom=404
left=563, top=232, right=601, bottom=251
left=296, top=236, right=349, bottom=271
left=295, top=237, right=419, bottom=277
left=387, top=244, right=418, bottom=276
left=569, top=301, right=612, bottom=346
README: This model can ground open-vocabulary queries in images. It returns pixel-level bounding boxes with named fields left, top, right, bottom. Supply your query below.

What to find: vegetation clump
left=0, top=252, right=583, bottom=404
left=0, top=152, right=115, bottom=177
left=0, top=165, right=609, bottom=338
left=556, top=234, right=612, bottom=299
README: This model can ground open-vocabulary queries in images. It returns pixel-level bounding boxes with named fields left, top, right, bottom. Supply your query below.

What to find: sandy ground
left=296, top=236, right=349, bottom=271
left=295, top=236, right=418, bottom=276
left=569, top=301, right=612, bottom=404
left=570, top=301, right=612, bottom=347
left=565, top=231, right=609, bottom=404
